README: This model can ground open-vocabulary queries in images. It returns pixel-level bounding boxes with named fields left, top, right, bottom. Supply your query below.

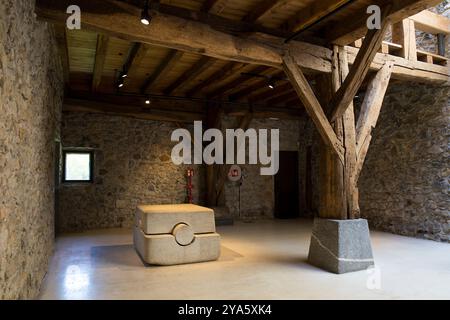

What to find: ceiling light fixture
left=268, top=79, right=276, bottom=89
left=145, top=96, right=151, bottom=105
left=141, top=0, right=151, bottom=25
left=118, top=78, right=124, bottom=88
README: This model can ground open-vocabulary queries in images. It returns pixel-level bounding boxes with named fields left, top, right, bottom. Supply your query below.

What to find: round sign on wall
left=228, top=165, right=242, bottom=182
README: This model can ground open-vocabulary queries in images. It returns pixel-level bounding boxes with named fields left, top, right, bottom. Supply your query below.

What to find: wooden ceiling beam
left=206, top=65, right=269, bottom=99
left=54, top=26, right=70, bottom=87
left=123, top=42, right=151, bottom=77
left=91, top=34, right=109, bottom=92
left=267, top=91, right=298, bottom=106
left=244, top=0, right=288, bottom=23
left=186, top=62, right=246, bottom=97
left=284, top=0, right=352, bottom=33
left=249, top=82, right=293, bottom=102
left=164, top=56, right=216, bottom=96
left=141, top=49, right=183, bottom=94
left=228, top=70, right=284, bottom=101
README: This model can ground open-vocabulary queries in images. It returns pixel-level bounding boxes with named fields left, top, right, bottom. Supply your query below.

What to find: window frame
left=62, top=149, right=94, bottom=184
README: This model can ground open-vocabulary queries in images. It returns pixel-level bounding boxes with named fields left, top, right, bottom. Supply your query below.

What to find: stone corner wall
left=359, top=83, right=449, bottom=243
left=0, top=0, right=64, bottom=299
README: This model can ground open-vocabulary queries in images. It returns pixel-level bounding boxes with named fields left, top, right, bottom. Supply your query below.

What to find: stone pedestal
left=308, top=218, right=374, bottom=274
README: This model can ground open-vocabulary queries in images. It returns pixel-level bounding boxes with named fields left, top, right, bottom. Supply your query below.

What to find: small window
left=63, top=150, right=94, bottom=183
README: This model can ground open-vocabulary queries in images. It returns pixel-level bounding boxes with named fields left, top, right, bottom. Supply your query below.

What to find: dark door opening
left=274, top=151, right=299, bottom=219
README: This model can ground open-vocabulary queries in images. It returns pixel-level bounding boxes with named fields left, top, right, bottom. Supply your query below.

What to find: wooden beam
left=54, top=26, right=70, bottom=87
left=36, top=0, right=449, bottom=84
left=164, top=56, right=216, bottom=95
left=91, top=34, right=109, bottom=92
left=345, top=45, right=449, bottom=84
left=282, top=52, right=344, bottom=163
left=410, top=10, right=450, bottom=35
left=356, top=62, right=393, bottom=160
left=249, top=82, right=293, bottom=102
left=186, top=62, right=245, bottom=97
left=330, top=5, right=391, bottom=122
left=141, top=49, right=183, bottom=93
left=267, top=91, right=298, bottom=106
left=326, top=0, right=443, bottom=45
left=123, top=42, right=151, bottom=77
left=201, top=0, right=223, bottom=13
left=35, top=0, right=329, bottom=71
left=227, top=70, right=284, bottom=101
left=206, top=65, right=269, bottom=99
left=244, top=0, right=287, bottom=23
left=284, top=0, right=352, bottom=33
left=392, top=19, right=417, bottom=61
left=336, top=46, right=359, bottom=219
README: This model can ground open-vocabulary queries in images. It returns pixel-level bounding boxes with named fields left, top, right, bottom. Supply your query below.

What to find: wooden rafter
left=267, top=91, right=298, bottom=106
left=284, top=0, right=352, bottom=33
left=164, top=56, right=216, bottom=95
left=329, top=5, right=392, bottom=122
left=249, top=82, right=293, bottom=102
left=206, top=65, right=269, bottom=99
left=141, top=49, right=183, bottom=94
left=228, top=70, right=284, bottom=101
left=244, top=0, right=287, bottom=23
left=91, top=34, right=109, bottom=92
left=36, top=0, right=449, bottom=86
left=282, top=52, right=344, bottom=163
left=54, top=26, right=70, bottom=87
left=186, top=62, right=245, bottom=97
left=122, top=42, right=151, bottom=77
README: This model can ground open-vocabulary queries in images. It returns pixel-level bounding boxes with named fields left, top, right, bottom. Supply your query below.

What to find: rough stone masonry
left=0, top=0, right=64, bottom=298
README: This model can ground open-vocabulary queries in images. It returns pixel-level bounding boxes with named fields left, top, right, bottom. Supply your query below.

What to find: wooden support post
left=392, top=19, right=417, bottom=61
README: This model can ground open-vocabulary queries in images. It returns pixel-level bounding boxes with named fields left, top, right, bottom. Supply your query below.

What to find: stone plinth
left=308, top=218, right=374, bottom=274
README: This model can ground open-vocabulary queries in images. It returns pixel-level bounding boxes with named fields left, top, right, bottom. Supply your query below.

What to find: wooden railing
left=351, top=10, right=449, bottom=67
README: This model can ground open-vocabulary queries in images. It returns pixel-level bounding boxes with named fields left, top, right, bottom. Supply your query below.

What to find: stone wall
left=298, top=82, right=450, bottom=243
left=58, top=113, right=205, bottom=232
left=0, top=0, right=64, bottom=299
left=359, top=83, right=449, bottom=243
left=222, top=117, right=302, bottom=219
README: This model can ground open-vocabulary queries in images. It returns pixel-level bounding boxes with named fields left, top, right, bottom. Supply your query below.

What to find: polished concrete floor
left=39, top=219, right=450, bottom=300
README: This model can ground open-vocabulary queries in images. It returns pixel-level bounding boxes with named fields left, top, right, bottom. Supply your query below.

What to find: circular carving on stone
left=172, top=223, right=195, bottom=246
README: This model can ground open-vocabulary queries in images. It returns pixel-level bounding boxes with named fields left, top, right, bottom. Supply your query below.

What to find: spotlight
left=145, top=96, right=151, bottom=105
left=141, top=0, right=151, bottom=25
left=118, top=78, right=124, bottom=88
left=268, top=79, right=276, bottom=89
left=121, top=73, right=127, bottom=78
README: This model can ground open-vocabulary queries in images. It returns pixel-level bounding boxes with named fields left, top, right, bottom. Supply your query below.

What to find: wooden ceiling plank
left=163, top=56, right=216, bottom=95
left=140, top=49, right=184, bottom=94
left=251, top=82, right=294, bottom=102
left=285, top=0, right=352, bottom=32
left=244, top=0, right=288, bottom=23
left=229, top=70, right=284, bottom=101
left=123, top=42, right=151, bottom=77
left=186, top=61, right=243, bottom=97
left=91, top=34, right=109, bottom=92
left=206, top=65, right=269, bottom=99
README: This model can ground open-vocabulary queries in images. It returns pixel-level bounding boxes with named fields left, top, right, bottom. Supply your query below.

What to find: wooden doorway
left=274, top=151, right=299, bottom=219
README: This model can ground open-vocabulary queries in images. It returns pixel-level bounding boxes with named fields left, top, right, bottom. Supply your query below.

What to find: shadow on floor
left=90, top=244, right=244, bottom=267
